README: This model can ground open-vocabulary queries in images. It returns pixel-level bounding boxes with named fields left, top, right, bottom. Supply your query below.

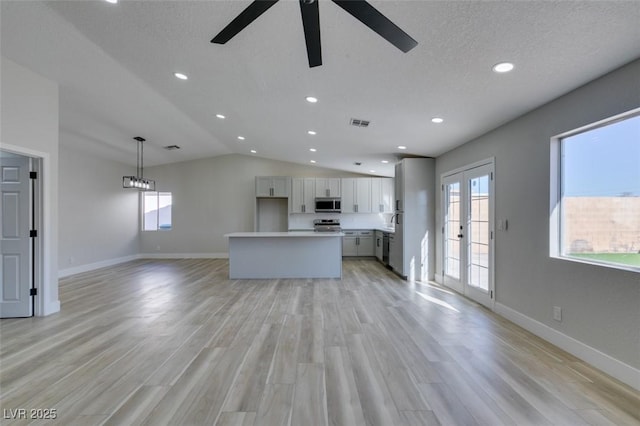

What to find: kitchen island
left=226, top=231, right=343, bottom=279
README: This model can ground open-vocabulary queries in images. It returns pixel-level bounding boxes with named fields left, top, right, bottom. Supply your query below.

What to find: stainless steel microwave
left=315, top=197, right=341, bottom=213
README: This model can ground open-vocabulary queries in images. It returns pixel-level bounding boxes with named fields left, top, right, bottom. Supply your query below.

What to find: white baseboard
left=58, top=254, right=141, bottom=278
left=139, top=253, right=229, bottom=259
left=495, top=302, right=640, bottom=391
left=41, top=300, right=60, bottom=316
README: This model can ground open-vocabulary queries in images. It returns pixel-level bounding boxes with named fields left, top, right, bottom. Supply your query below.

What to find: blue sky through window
left=563, top=114, right=640, bottom=197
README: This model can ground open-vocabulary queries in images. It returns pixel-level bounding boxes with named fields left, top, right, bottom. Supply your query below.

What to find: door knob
left=457, top=234, right=464, bottom=238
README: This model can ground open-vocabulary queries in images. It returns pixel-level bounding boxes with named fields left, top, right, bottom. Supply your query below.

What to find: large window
left=143, top=192, right=172, bottom=231
left=552, top=109, right=640, bottom=271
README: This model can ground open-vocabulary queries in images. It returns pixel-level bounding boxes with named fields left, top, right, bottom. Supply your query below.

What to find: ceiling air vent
left=350, top=118, right=370, bottom=128
left=164, top=145, right=181, bottom=150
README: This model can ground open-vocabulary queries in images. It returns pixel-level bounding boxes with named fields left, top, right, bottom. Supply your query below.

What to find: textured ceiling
left=2, top=1, right=639, bottom=176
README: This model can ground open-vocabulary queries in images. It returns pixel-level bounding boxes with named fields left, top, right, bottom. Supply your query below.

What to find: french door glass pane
left=445, top=182, right=461, bottom=279
left=468, top=175, right=489, bottom=291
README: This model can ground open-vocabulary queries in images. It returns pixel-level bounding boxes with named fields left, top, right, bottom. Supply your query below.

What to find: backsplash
left=289, top=212, right=393, bottom=230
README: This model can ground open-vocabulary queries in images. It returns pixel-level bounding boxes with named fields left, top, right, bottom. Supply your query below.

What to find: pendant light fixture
left=122, top=136, right=156, bottom=190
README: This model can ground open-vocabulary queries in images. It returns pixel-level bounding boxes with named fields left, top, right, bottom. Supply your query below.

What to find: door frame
left=1, top=145, right=46, bottom=316
left=441, top=158, right=495, bottom=310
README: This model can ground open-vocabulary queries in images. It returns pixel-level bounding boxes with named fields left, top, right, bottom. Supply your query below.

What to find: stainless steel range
left=313, top=219, right=341, bottom=233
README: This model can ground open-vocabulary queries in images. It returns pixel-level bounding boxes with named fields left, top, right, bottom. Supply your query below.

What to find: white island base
left=226, top=232, right=343, bottom=279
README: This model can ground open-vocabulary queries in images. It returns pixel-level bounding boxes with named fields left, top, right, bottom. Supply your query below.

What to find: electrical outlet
left=553, top=306, right=562, bottom=322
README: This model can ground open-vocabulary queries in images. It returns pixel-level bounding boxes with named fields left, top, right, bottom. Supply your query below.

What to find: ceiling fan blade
left=331, top=0, right=417, bottom=53
left=299, top=0, right=322, bottom=67
left=211, top=0, right=280, bottom=44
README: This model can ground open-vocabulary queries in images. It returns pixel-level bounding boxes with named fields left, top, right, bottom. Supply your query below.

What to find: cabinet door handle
left=355, top=204, right=358, bottom=212
left=302, top=204, right=305, bottom=213
left=326, top=188, right=330, bottom=197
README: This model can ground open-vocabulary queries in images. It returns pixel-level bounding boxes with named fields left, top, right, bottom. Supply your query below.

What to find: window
left=551, top=109, right=640, bottom=271
left=143, top=192, right=172, bottom=231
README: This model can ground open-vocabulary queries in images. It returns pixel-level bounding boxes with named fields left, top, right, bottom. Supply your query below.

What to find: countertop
left=375, top=227, right=396, bottom=234
left=226, top=231, right=344, bottom=238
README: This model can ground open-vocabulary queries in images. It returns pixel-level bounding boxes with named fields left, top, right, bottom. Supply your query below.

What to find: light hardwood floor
left=1, top=258, right=638, bottom=425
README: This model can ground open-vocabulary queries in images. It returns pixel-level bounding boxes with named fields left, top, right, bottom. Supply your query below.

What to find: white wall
left=58, top=144, right=139, bottom=275
left=140, top=154, right=369, bottom=255
left=0, top=57, right=60, bottom=315
left=434, top=60, right=640, bottom=382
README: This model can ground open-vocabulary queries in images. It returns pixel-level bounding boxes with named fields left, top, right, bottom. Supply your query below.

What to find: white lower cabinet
left=375, top=230, right=384, bottom=261
left=342, top=230, right=375, bottom=257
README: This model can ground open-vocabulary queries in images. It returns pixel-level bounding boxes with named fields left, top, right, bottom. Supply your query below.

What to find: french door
left=442, top=162, right=494, bottom=309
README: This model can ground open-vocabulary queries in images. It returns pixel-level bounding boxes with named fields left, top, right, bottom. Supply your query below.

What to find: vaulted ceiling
left=2, top=1, right=639, bottom=176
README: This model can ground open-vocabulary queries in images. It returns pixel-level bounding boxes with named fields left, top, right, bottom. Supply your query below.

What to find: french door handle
left=457, top=234, right=464, bottom=238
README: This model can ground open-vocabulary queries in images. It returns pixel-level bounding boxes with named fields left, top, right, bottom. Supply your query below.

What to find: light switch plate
left=553, top=306, right=562, bottom=322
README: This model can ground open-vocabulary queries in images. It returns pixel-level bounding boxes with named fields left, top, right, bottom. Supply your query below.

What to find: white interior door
left=1, top=155, right=32, bottom=318
left=442, top=162, right=494, bottom=309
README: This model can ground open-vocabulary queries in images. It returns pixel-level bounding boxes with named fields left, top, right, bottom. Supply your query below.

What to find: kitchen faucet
left=390, top=214, right=397, bottom=224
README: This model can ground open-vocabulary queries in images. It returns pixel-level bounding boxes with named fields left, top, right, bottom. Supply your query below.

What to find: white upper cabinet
left=291, top=178, right=316, bottom=213
left=371, top=177, right=394, bottom=213
left=256, top=176, right=290, bottom=197
left=341, top=178, right=372, bottom=213
left=315, top=178, right=341, bottom=197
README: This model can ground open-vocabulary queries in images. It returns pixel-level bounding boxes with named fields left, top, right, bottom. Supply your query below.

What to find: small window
left=143, top=192, right=172, bottom=231
left=552, top=110, right=640, bottom=271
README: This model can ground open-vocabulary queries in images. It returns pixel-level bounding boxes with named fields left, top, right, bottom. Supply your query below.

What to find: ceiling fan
left=211, top=0, right=418, bottom=68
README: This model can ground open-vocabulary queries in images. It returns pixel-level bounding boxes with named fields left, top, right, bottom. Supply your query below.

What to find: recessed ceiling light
left=250, top=149, right=257, bottom=154
left=431, top=117, right=444, bottom=124
left=381, top=160, right=389, bottom=164
left=104, top=0, right=118, bottom=3
left=174, top=72, right=188, bottom=80
left=305, top=96, right=318, bottom=103
left=237, top=136, right=245, bottom=140
left=309, top=148, right=317, bottom=152
left=310, top=160, right=316, bottom=163
left=216, top=114, right=225, bottom=119
left=397, top=145, right=407, bottom=150
left=369, top=170, right=376, bottom=173
left=492, top=62, right=514, bottom=73
left=307, top=130, right=317, bottom=135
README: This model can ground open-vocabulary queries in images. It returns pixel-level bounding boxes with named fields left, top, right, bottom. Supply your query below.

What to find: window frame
left=550, top=107, right=640, bottom=273
left=142, top=191, right=173, bottom=232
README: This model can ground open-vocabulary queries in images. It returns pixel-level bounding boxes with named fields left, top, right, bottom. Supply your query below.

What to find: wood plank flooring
left=1, top=258, right=639, bottom=425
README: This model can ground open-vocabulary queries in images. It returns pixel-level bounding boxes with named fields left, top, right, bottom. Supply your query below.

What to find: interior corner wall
left=58, top=143, right=139, bottom=274
left=434, top=59, right=640, bottom=374
left=1, top=56, right=60, bottom=315
left=139, top=154, right=364, bottom=256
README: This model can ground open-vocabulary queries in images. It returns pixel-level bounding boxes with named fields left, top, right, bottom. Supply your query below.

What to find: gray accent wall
left=1, top=57, right=60, bottom=315
left=434, top=59, right=640, bottom=369
left=58, top=144, right=139, bottom=270
left=140, top=154, right=365, bottom=255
